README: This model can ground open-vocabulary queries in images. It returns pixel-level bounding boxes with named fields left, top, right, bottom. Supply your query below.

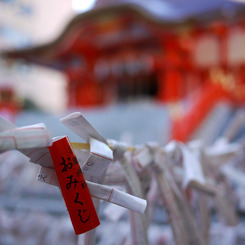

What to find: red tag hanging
left=49, top=136, right=100, bottom=235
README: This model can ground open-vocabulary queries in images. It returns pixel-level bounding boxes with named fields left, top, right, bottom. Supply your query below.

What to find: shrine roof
left=1, top=0, right=244, bottom=69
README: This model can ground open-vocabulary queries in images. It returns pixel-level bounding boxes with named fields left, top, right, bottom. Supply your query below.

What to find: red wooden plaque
left=49, top=136, right=100, bottom=235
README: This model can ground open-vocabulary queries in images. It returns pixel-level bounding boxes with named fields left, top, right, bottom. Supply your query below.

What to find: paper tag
left=61, top=112, right=113, bottom=182
left=48, top=136, right=100, bottom=235
left=60, top=112, right=107, bottom=144
left=0, top=117, right=54, bottom=165
left=178, top=143, right=206, bottom=189
left=37, top=166, right=147, bottom=214
left=82, top=138, right=113, bottom=182
left=107, top=139, right=128, bottom=161
left=0, top=127, right=52, bottom=151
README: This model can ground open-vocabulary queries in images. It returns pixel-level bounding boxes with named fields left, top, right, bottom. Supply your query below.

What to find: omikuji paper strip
left=48, top=136, right=100, bottom=235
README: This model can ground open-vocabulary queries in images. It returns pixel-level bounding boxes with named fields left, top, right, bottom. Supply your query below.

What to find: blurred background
left=1, top=0, right=245, bottom=144
left=1, top=0, right=245, bottom=244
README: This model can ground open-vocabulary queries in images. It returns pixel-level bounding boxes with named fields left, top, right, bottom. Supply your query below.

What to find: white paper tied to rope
left=1, top=110, right=244, bottom=243
left=175, top=142, right=206, bottom=189
left=169, top=141, right=227, bottom=196
left=60, top=112, right=107, bottom=144
left=0, top=113, right=147, bottom=216
left=60, top=112, right=113, bottom=182
left=37, top=166, right=147, bottom=214
left=106, top=139, right=129, bottom=161
left=0, top=117, right=52, bottom=152
left=164, top=141, right=182, bottom=165
left=204, top=137, right=241, bottom=160
left=24, top=147, right=54, bottom=167
left=0, top=117, right=54, bottom=167
left=81, top=137, right=113, bottom=182
left=0, top=127, right=52, bottom=151
left=55, top=112, right=146, bottom=214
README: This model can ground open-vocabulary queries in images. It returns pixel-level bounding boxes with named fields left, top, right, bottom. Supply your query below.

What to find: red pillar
left=157, top=35, right=183, bottom=102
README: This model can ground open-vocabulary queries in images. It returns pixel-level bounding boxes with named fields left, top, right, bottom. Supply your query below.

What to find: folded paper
left=0, top=124, right=52, bottom=152
left=37, top=166, right=147, bottom=214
